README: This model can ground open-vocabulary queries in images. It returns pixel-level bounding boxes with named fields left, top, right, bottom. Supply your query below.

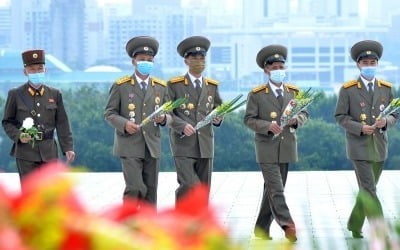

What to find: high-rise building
left=0, top=6, right=11, bottom=47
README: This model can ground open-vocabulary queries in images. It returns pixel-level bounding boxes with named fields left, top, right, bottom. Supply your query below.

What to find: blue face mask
left=136, top=61, right=154, bottom=75
left=360, top=66, right=377, bottom=79
left=269, top=69, right=286, bottom=83
left=28, top=72, right=46, bottom=85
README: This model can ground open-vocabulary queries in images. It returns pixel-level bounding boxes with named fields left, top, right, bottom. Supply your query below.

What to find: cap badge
left=144, top=46, right=149, bottom=51
left=195, top=47, right=201, bottom=51
left=274, top=54, right=279, bottom=58
left=366, top=51, right=371, bottom=55
left=33, top=53, right=38, bottom=59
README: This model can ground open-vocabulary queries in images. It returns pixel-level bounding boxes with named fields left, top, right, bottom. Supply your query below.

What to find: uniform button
left=143, top=104, right=146, bottom=106
left=372, top=107, right=375, bottom=110
left=37, top=103, right=40, bottom=107
left=281, top=136, right=284, bottom=139
left=198, top=131, right=201, bottom=135
left=143, top=131, right=146, bottom=135
left=37, top=114, right=41, bottom=117
left=143, top=113, right=146, bottom=116
left=372, top=115, right=375, bottom=119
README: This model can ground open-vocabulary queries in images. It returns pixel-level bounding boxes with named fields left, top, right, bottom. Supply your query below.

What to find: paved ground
left=1, top=170, right=400, bottom=250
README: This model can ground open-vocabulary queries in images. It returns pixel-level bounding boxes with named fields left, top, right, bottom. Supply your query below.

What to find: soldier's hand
left=288, top=118, right=297, bottom=126
left=374, top=118, right=386, bottom=128
left=154, top=114, right=166, bottom=124
left=212, top=116, right=223, bottom=125
left=362, top=125, right=375, bottom=135
left=19, top=133, right=31, bottom=143
left=65, top=151, right=75, bottom=164
left=125, top=121, right=140, bottom=134
left=268, top=122, right=283, bottom=135
left=183, top=124, right=196, bottom=136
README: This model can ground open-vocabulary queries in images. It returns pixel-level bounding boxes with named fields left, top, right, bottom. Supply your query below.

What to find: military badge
left=128, top=103, right=136, bottom=110
left=380, top=104, right=385, bottom=111
left=187, top=103, right=195, bottom=110
left=206, top=103, right=210, bottom=109
left=208, top=96, right=213, bottom=102
left=180, top=103, right=186, bottom=109
left=33, top=53, right=38, bottom=59
left=48, top=98, right=54, bottom=103
left=360, top=113, right=367, bottom=122
left=155, top=96, right=160, bottom=104
left=184, top=110, right=190, bottom=116
left=144, top=46, right=149, bottom=51
left=129, top=111, right=135, bottom=117
left=270, top=112, right=277, bottom=119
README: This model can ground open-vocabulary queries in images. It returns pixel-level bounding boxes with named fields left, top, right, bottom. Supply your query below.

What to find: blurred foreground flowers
left=0, top=162, right=241, bottom=250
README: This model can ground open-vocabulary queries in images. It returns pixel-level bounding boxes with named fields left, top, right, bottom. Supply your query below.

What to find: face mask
left=360, top=66, right=377, bottom=79
left=269, top=69, right=286, bottom=83
left=28, top=72, right=46, bottom=85
left=188, top=60, right=205, bottom=74
left=136, top=61, right=154, bottom=75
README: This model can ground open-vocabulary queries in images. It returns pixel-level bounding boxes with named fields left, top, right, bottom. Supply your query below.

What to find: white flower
left=22, top=117, right=34, bottom=129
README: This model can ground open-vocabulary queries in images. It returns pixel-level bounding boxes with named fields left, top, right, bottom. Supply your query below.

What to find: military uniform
left=334, top=40, right=398, bottom=238
left=244, top=45, right=308, bottom=241
left=104, top=36, right=170, bottom=205
left=168, top=36, right=223, bottom=201
left=2, top=49, right=73, bottom=180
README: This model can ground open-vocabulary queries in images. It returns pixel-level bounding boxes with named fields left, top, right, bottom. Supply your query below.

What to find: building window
left=292, top=56, right=315, bottom=63
left=292, top=47, right=315, bottom=54
left=210, top=47, right=231, bottom=64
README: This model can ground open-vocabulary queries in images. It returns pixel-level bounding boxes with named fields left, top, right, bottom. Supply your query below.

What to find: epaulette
left=378, top=79, right=392, bottom=88
left=169, top=76, right=185, bottom=84
left=343, top=80, right=361, bottom=89
left=285, top=83, right=299, bottom=92
left=115, top=75, right=131, bottom=85
left=252, top=84, right=267, bottom=93
left=205, top=78, right=219, bottom=86
left=152, top=77, right=167, bottom=87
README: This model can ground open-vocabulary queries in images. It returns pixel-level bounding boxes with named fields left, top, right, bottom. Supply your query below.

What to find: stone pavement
left=1, top=170, right=400, bottom=250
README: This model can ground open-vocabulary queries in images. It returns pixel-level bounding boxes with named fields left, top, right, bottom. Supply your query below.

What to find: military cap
left=21, top=49, right=45, bottom=67
left=256, top=45, right=287, bottom=69
left=350, top=40, right=383, bottom=62
left=126, top=36, right=159, bottom=58
left=177, top=36, right=210, bottom=58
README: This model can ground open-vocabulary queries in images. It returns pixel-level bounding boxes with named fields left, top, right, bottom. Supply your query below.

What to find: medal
left=129, top=111, right=135, bottom=118
left=379, top=104, right=385, bottom=111
left=187, top=103, right=195, bottom=110
left=208, top=96, right=213, bottom=102
left=155, top=105, right=159, bottom=110
left=206, top=103, right=210, bottom=109
left=360, top=113, right=367, bottom=122
left=270, top=112, right=277, bottom=119
left=128, top=103, right=136, bottom=110
left=180, top=103, right=186, bottom=109
left=184, top=110, right=190, bottom=116
left=155, top=96, right=160, bottom=104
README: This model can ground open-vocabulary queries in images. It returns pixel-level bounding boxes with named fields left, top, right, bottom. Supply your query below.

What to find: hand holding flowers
left=19, top=117, right=40, bottom=147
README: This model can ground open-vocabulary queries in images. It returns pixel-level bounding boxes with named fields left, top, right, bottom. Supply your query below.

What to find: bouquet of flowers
left=376, top=98, right=400, bottom=120
left=273, top=88, right=321, bottom=139
left=19, top=117, right=40, bottom=147
left=194, top=94, right=246, bottom=131
left=140, top=97, right=187, bottom=127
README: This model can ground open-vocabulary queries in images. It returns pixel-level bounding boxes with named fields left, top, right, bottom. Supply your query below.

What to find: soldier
left=244, top=45, right=308, bottom=242
left=167, top=36, right=223, bottom=203
left=335, top=40, right=397, bottom=238
left=2, top=49, right=75, bottom=183
left=104, top=36, right=171, bottom=205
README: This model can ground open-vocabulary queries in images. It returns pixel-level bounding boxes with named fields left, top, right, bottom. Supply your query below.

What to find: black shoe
left=254, top=230, right=272, bottom=240
left=351, top=231, right=364, bottom=239
left=284, top=227, right=297, bottom=243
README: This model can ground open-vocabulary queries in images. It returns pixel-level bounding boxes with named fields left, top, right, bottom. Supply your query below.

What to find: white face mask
left=269, top=69, right=286, bottom=83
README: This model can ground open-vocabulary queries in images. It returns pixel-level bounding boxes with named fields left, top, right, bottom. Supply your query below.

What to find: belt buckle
left=36, top=132, right=43, bottom=140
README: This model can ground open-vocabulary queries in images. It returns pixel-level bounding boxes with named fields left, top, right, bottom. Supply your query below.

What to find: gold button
left=143, top=103, right=146, bottom=106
